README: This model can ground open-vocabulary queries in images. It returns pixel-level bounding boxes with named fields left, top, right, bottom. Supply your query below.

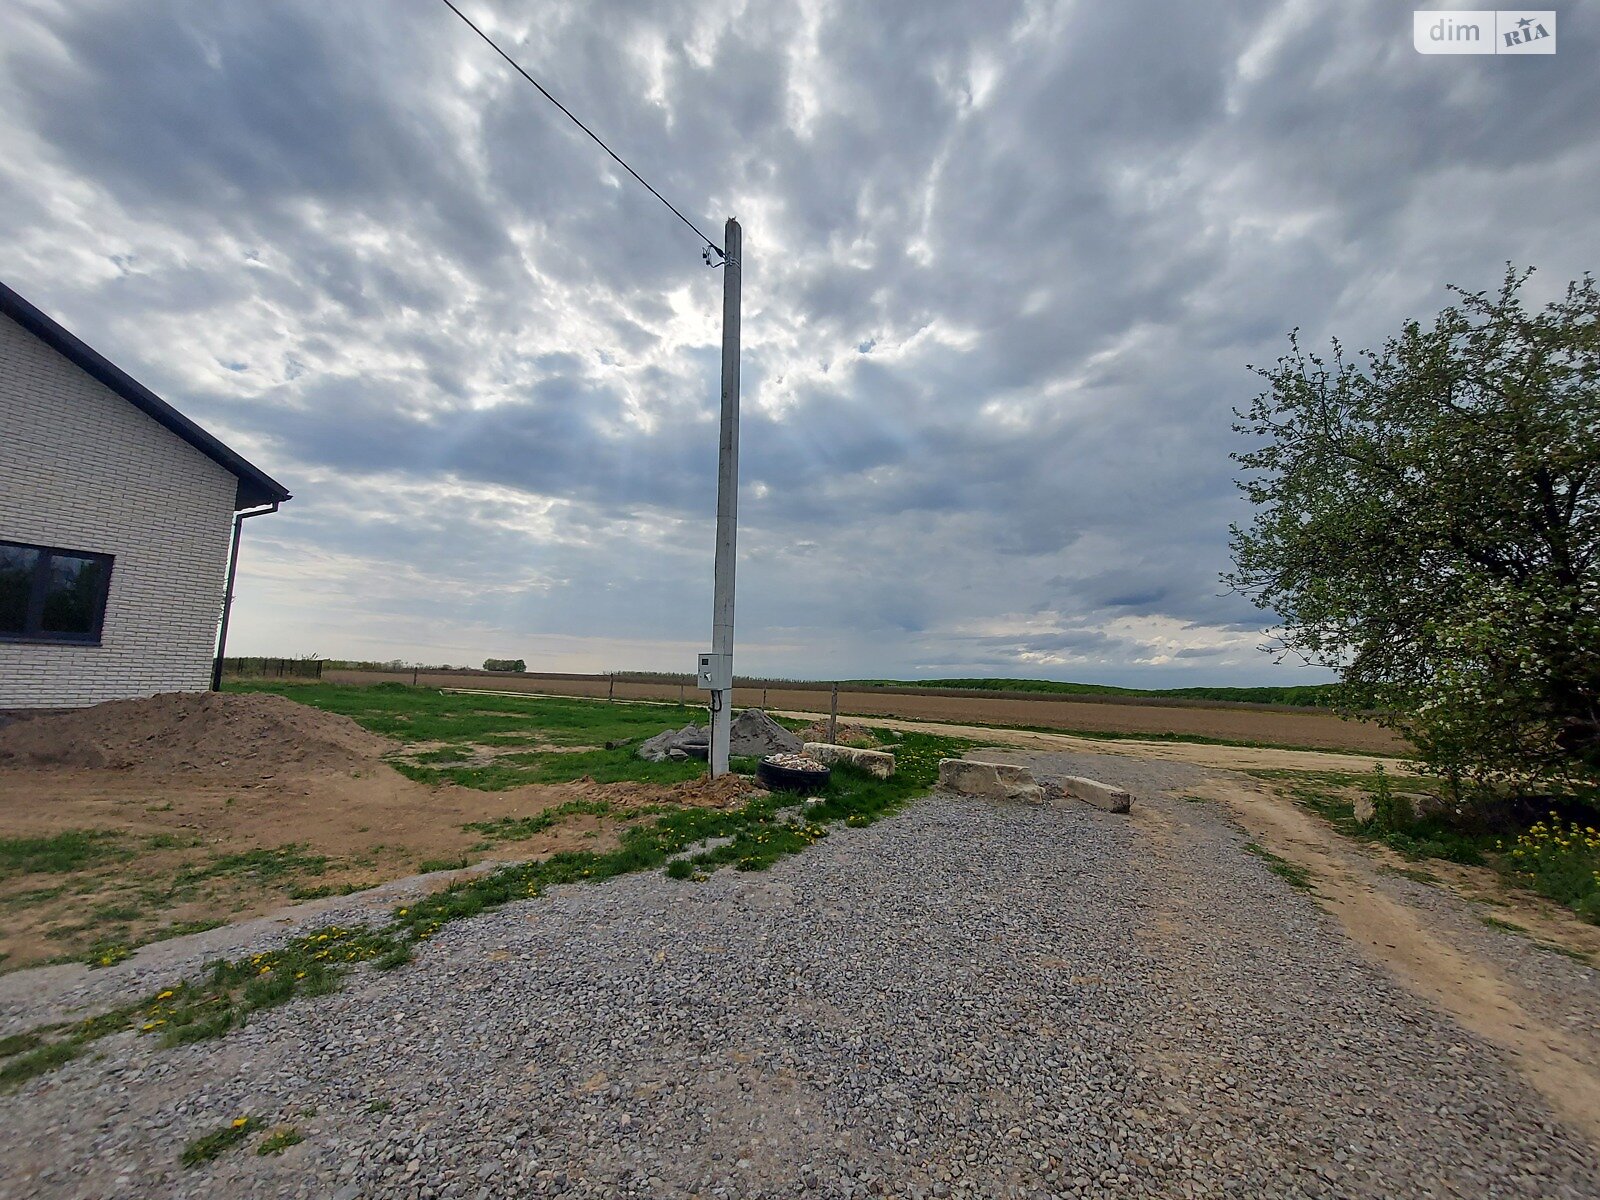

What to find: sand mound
left=0, top=691, right=396, bottom=778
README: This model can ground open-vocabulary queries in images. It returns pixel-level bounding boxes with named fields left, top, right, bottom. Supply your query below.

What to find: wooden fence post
left=828, top=681, right=839, bottom=744
left=609, top=673, right=616, bottom=701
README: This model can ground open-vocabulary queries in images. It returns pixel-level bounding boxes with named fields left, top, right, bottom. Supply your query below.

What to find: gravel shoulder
left=2, top=755, right=1597, bottom=1198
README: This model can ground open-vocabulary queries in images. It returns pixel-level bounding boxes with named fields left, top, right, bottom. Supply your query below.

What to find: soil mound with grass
left=0, top=691, right=395, bottom=778
left=797, top=720, right=881, bottom=747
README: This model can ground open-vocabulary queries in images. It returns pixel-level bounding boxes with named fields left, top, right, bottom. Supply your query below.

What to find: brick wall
left=0, top=313, right=239, bottom=708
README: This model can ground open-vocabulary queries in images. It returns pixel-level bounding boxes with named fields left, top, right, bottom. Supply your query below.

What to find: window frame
left=0, top=539, right=115, bottom=646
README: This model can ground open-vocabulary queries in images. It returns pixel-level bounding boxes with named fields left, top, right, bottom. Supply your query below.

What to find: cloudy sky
left=1, top=2, right=1595, bottom=685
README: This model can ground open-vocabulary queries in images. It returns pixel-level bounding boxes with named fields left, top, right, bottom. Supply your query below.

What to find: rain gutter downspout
left=211, top=502, right=280, bottom=691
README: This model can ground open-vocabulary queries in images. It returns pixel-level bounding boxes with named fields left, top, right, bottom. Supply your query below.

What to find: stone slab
left=1049, top=774, right=1133, bottom=814
left=803, top=742, right=896, bottom=779
left=938, top=758, right=1045, bottom=805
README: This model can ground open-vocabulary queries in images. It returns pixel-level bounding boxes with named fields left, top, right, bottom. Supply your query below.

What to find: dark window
left=0, top=540, right=114, bottom=644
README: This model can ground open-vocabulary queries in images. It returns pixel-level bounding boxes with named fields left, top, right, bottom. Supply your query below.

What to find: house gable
left=0, top=282, right=291, bottom=510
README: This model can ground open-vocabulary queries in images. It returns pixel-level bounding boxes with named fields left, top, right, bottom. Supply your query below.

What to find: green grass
left=416, top=856, right=469, bottom=873
left=1482, top=915, right=1526, bottom=933
left=463, top=800, right=616, bottom=843
left=1502, top=818, right=1600, bottom=921
left=0, top=1006, right=140, bottom=1087
left=1249, top=769, right=1490, bottom=865
left=393, top=749, right=705, bottom=791
left=408, top=746, right=473, bottom=763
left=256, top=1127, right=304, bottom=1156
left=81, top=917, right=231, bottom=970
left=145, top=833, right=200, bottom=851
left=286, top=881, right=372, bottom=901
left=181, top=1117, right=258, bottom=1168
left=0, top=830, right=124, bottom=879
left=0, top=884, right=68, bottom=913
left=228, top=680, right=701, bottom=747
left=175, top=845, right=329, bottom=886
left=0, top=1030, right=46, bottom=1057
left=1253, top=768, right=1600, bottom=925
left=1243, top=842, right=1315, bottom=891
left=0, top=1038, right=83, bottom=1086
left=0, top=723, right=971, bottom=1087
left=230, top=680, right=728, bottom=790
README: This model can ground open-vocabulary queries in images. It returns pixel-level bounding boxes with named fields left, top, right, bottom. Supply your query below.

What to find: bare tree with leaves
left=1228, top=267, right=1599, bottom=802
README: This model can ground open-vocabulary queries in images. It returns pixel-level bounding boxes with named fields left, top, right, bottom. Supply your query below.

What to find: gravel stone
left=0, top=754, right=1596, bottom=1199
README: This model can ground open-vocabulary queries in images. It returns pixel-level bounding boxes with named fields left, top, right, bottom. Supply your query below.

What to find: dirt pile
left=0, top=691, right=396, bottom=779
left=728, top=709, right=802, bottom=756
left=656, top=772, right=770, bottom=808
left=566, top=771, right=769, bottom=811
left=798, top=720, right=880, bottom=747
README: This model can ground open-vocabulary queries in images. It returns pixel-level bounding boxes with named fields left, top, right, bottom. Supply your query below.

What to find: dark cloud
left=2, top=0, right=1596, bottom=683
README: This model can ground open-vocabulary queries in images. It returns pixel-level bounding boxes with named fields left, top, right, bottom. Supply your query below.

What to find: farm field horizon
left=308, top=666, right=1405, bottom=755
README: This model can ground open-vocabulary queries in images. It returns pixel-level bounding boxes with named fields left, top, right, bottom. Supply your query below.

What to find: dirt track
left=323, top=670, right=1406, bottom=755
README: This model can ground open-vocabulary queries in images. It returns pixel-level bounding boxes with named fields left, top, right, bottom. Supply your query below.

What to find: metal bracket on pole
left=708, top=218, right=742, bottom=777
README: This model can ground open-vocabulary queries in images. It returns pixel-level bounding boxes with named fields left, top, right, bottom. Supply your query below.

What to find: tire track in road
left=1192, top=774, right=1600, bottom=1152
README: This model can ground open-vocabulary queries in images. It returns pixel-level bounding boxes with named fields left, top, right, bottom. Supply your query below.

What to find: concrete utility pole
left=708, top=218, right=742, bottom=777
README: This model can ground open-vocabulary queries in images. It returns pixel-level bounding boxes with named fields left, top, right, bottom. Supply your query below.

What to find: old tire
left=758, top=757, right=831, bottom=794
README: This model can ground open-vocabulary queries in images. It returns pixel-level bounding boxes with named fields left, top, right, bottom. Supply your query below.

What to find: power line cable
left=437, top=0, right=724, bottom=258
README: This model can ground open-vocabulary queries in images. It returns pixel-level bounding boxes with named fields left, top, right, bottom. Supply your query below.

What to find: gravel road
left=2, top=753, right=1596, bottom=1199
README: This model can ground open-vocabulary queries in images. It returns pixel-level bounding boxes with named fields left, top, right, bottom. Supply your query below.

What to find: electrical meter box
left=696, top=652, right=732, bottom=691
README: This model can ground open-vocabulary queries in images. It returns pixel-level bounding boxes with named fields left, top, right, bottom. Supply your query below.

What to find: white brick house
left=0, top=282, right=290, bottom=708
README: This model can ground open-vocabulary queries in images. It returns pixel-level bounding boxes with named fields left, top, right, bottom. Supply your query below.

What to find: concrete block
left=1352, top=790, right=1444, bottom=826
left=803, top=742, right=896, bottom=779
left=1049, top=775, right=1133, bottom=814
left=938, top=758, right=1045, bottom=805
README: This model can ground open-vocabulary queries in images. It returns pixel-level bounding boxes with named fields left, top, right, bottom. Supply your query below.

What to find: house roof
left=0, top=281, right=292, bottom=510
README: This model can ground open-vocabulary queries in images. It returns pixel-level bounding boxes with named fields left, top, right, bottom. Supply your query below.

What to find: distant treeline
left=318, top=659, right=472, bottom=672
left=841, top=677, right=1343, bottom=708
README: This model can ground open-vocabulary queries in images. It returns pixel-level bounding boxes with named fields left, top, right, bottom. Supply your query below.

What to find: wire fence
left=222, top=657, right=324, bottom=679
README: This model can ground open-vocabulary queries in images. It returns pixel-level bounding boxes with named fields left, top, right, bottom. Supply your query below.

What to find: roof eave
left=0, top=281, right=293, bottom=512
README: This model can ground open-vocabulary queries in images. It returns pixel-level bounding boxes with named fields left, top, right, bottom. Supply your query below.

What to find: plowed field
left=322, top=670, right=1405, bottom=754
